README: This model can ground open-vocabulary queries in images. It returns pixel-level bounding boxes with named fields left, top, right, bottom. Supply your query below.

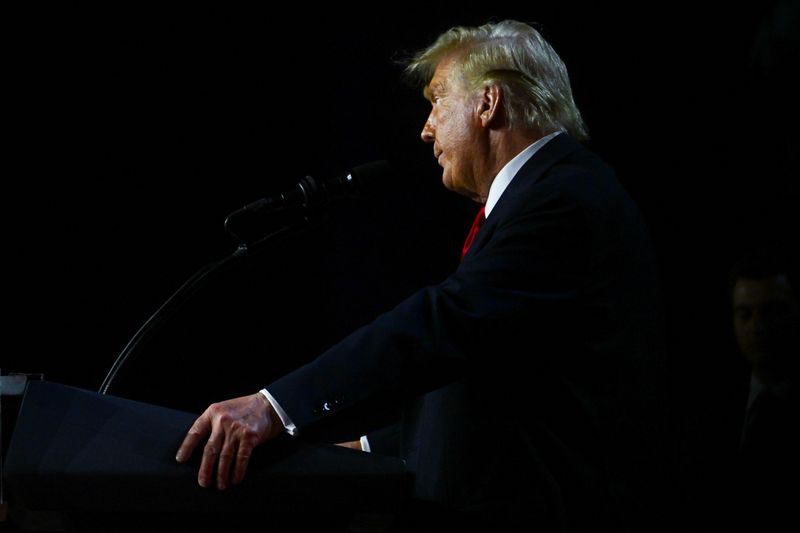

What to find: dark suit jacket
left=269, top=134, right=668, bottom=530
left=737, top=376, right=799, bottom=531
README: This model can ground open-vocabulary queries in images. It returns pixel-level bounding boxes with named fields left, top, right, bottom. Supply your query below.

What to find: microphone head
left=343, top=160, right=393, bottom=198
left=224, top=160, right=395, bottom=244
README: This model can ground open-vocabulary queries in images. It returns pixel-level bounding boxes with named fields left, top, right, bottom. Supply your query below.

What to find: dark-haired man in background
left=730, top=251, right=799, bottom=531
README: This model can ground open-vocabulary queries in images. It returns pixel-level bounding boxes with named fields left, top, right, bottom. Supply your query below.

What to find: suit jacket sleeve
left=267, top=135, right=659, bottom=445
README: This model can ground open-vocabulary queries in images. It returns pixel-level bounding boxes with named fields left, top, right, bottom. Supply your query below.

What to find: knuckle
left=208, top=403, right=228, bottom=419
left=242, top=433, right=260, bottom=447
left=203, top=443, right=219, bottom=455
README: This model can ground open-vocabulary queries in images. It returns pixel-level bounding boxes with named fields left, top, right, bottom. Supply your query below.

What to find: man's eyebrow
left=423, top=82, right=446, bottom=101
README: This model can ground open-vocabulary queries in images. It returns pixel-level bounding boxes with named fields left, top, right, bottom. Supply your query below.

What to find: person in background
left=729, top=249, right=799, bottom=531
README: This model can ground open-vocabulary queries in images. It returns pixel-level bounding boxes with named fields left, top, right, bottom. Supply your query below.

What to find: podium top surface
left=4, top=381, right=408, bottom=514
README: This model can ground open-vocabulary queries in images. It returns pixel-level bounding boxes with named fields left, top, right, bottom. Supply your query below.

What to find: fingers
left=232, top=442, right=254, bottom=486
left=198, top=432, right=222, bottom=488
left=176, top=407, right=225, bottom=488
left=196, top=407, right=251, bottom=490
left=175, top=412, right=212, bottom=463
left=215, top=435, right=237, bottom=490
left=201, top=435, right=254, bottom=490
left=219, top=426, right=259, bottom=489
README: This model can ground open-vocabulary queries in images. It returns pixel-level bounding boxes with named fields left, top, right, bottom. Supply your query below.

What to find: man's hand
left=175, top=393, right=283, bottom=490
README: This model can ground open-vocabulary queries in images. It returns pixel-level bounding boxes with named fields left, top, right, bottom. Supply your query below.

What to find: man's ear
left=477, top=84, right=503, bottom=128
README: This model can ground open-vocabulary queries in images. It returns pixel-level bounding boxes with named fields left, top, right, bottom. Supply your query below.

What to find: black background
left=4, top=2, right=798, bottom=524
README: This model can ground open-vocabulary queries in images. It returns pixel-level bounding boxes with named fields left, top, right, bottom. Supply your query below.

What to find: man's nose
left=421, top=116, right=435, bottom=143
left=751, top=311, right=769, bottom=334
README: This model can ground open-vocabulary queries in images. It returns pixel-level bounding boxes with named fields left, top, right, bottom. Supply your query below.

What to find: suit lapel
left=463, top=134, right=585, bottom=259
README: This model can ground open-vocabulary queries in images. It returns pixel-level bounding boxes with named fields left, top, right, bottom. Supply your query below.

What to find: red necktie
left=461, top=206, right=486, bottom=261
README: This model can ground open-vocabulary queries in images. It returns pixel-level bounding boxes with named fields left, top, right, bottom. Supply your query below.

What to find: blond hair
left=406, top=20, right=588, bottom=140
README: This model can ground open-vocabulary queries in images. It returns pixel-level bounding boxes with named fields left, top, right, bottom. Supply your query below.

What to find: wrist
left=256, top=390, right=288, bottom=439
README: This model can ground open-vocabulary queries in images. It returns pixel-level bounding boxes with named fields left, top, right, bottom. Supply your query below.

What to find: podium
left=3, top=381, right=410, bottom=529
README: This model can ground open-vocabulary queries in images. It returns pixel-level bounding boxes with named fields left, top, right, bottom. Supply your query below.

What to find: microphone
left=224, top=160, right=391, bottom=242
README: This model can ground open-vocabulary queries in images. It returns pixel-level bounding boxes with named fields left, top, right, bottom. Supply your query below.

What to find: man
left=177, top=20, right=667, bottom=530
left=729, top=251, right=799, bottom=530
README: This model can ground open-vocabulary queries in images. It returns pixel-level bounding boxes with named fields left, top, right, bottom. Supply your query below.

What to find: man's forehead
left=423, top=59, right=457, bottom=98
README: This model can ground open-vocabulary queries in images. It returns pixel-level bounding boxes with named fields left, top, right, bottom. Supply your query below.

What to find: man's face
left=732, top=275, right=799, bottom=370
left=420, top=57, right=486, bottom=202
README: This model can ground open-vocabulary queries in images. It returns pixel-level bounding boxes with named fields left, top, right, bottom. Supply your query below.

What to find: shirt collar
left=484, top=131, right=561, bottom=217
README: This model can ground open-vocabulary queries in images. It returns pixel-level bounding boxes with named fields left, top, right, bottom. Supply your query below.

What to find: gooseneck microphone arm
left=99, top=160, right=392, bottom=395
left=98, top=224, right=301, bottom=395
left=98, top=246, right=242, bottom=395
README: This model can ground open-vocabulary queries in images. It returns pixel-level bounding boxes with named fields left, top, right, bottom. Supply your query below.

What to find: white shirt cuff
left=259, top=388, right=297, bottom=436
left=359, top=435, right=371, bottom=453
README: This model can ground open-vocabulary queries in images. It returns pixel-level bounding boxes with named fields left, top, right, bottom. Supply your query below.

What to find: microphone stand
left=98, top=220, right=309, bottom=396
